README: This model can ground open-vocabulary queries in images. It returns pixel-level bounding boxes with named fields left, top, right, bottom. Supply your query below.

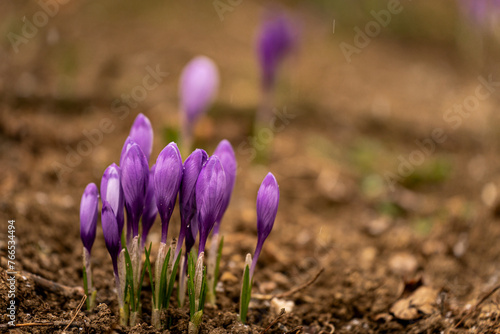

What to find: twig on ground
left=0, top=321, right=84, bottom=329
left=22, top=271, right=84, bottom=298
left=2, top=256, right=84, bottom=298
left=259, top=308, right=286, bottom=334
left=455, top=283, right=500, bottom=328
left=63, top=295, right=87, bottom=333
left=253, top=268, right=324, bottom=300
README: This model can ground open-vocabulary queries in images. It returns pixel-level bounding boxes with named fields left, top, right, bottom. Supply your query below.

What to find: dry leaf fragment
left=390, top=287, right=439, bottom=320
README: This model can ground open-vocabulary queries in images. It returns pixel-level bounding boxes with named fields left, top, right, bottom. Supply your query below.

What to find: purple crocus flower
left=142, top=164, right=158, bottom=247
left=196, top=156, right=226, bottom=255
left=250, top=172, right=279, bottom=277
left=100, top=163, right=125, bottom=236
left=101, top=200, right=122, bottom=276
left=212, top=140, right=237, bottom=235
left=129, top=113, right=153, bottom=162
left=154, top=143, right=183, bottom=244
left=119, top=137, right=135, bottom=167
left=80, top=183, right=99, bottom=254
left=178, top=149, right=209, bottom=254
left=257, top=12, right=296, bottom=90
left=121, top=142, right=149, bottom=241
left=180, top=56, right=219, bottom=146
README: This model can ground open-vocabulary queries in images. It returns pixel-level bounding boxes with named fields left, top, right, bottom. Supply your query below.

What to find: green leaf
left=199, top=266, right=207, bottom=312
left=214, top=236, right=224, bottom=292
left=188, top=251, right=195, bottom=277
left=165, top=250, right=181, bottom=310
left=187, top=273, right=196, bottom=318
left=192, top=310, right=203, bottom=329
left=124, top=248, right=136, bottom=311
left=239, top=264, right=251, bottom=323
left=159, top=247, right=171, bottom=309
left=144, top=244, right=155, bottom=308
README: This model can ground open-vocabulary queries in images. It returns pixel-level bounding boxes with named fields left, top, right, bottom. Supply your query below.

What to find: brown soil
left=2, top=1, right=500, bottom=333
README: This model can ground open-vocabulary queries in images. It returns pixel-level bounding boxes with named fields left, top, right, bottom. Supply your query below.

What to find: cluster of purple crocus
left=78, top=9, right=292, bottom=330
left=79, top=113, right=280, bottom=328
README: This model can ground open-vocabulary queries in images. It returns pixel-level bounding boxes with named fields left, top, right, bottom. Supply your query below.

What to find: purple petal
left=100, top=163, right=124, bottom=235
left=119, top=137, right=135, bottom=167
left=101, top=200, right=122, bottom=275
left=129, top=113, right=154, bottom=162
left=121, top=143, right=149, bottom=239
left=251, top=172, right=279, bottom=277
left=80, top=183, right=98, bottom=254
left=213, top=139, right=237, bottom=232
left=154, top=142, right=183, bottom=243
left=142, top=164, right=158, bottom=247
left=256, top=172, right=279, bottom=241
left=196, top=156, right=226, bottom=254
left=180, top=56, right=219, bottom=125
left=179, top=149, right=208, bottom=253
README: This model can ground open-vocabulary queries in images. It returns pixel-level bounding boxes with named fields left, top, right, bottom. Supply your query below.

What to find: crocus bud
left=178, top=149, right=208, bottom=254
left=119, top=137, right=135, bottom=167
left=196, top=156, right=226, bottom=254
left=257, top=12, right=296, bottom=90
left=101, top=200, right=122, bottom=276
left=180, top=56, right=219, bottom=127
left=212, top=139, right=237, bottom=234
left=80, top=183, right=98, bottom=254
left=154, top=143, right=183, bottom=244
left=129, top=113, right=153, bottom=162
left=101, top=163, right=125, bottom=236
left=121, top=142, right=149, bottom=240
left=250, top=172, right=279, bottom=277
left=142, top=164, right=158, bottom=247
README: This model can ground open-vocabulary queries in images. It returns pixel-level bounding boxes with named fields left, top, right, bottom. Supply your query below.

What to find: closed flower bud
left=100, top=163, right=125, bottom=236
left=179, top=149, right=208, bottom=254
left=142, top=164, right=158, bottom=247
left=213, top=139, right=237, bottom=234
left=154, top=142, right=183, bottom=244
left=119, top=136, right=135, bottom=167
left=196, top=156, right=226, bottom=254
left=80, top=183, right=99, bottom=254
left=101, top=200, right=122, bottom=276
left=121, top=142, right=149, bottom=239
left=129, top=113, right=154, bottom=162
left=250, top=172, right=279, bottom=277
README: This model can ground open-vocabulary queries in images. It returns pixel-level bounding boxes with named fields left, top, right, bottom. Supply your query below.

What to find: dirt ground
left=3, top=1, right=500, bottom=333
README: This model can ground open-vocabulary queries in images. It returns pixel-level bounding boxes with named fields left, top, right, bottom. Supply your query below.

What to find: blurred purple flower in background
left=154, top=143, right=183, bottom=244
left=250, top=172, right=279, bottom=278
left=458, top=0, right=500, bottom=27
left=257, top=11, right=297, bottom=91
left=80, top=183, right=99, bottom=254
left=179, top=56, right=219, bottom=150
left=101, top=163, right=124, bottom=236
left=196, top=156, right=226, bottom=254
